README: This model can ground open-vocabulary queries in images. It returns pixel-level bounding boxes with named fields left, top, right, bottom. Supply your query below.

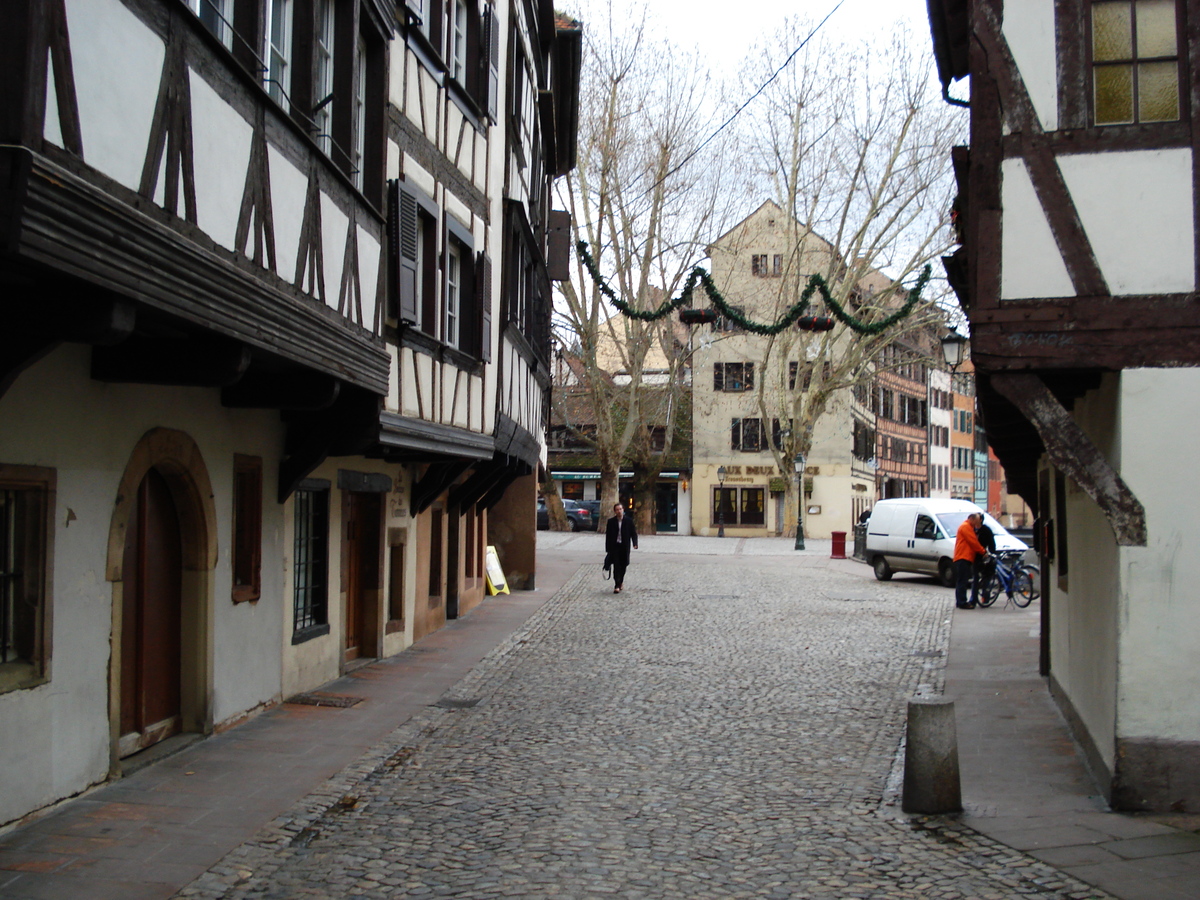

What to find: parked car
left=863, top=498, right=1028, bottom=587
left=536, top=498, right=592, bottom=531
left=580, top=500, right=604, bottom=530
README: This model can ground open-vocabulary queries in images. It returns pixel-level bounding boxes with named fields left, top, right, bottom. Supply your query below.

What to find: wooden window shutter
left=745, top=362, right=754, bottom=390
left=714, top=363, right=724, bottom=392
left=483, top=2, right=500, bottom=120
left=546, top=210, right=571, bottom=281
left=731, top=418, right=741, bottom=450
left=476, top=251, right=492, bottom=362
left=391, top=181, right=420, bottom=324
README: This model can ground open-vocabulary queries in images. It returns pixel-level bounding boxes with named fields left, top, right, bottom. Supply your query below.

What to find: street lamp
left=716, top=465, right=727, bottom=538
left=941, top=329, right=968, bottom=372
left=794, top=453, right=806, bottom=551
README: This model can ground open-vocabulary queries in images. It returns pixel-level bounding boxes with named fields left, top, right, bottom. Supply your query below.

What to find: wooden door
left=120, top=467, right=183, bottom=756
left=344, top=491, right=381, bottom=661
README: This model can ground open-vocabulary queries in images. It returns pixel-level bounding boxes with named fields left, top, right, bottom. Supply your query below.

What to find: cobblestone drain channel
left=176, top=559, right=1113, bottom=900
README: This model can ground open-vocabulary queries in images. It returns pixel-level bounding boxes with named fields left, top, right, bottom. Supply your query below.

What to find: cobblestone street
left=176, top=545, right=1112, bottom=900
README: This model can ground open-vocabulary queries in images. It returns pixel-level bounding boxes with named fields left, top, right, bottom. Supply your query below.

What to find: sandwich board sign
left=485, top=545, right=509, bottom=595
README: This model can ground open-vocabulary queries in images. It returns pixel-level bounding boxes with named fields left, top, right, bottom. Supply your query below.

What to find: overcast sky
left=560, top=0, right=936, bottom=78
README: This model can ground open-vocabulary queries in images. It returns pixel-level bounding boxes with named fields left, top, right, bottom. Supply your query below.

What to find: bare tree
left=710, top=21, right=962, bottom=534
left=553, top=3, right=733, bottom=533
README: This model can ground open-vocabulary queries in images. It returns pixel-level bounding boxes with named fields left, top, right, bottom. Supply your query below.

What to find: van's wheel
left=938, top=560, right=956, bottom=588
left=872, top=556, right=893, bottom=581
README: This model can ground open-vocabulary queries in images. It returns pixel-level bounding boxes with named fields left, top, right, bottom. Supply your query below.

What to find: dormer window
left=1091, top=0, right=1180, bottom=125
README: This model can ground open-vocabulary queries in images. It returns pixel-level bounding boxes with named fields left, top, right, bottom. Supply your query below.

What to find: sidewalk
left=946, top=598, right=1200, bottom=900
left=0, top=552, right=581, bottom=900
left=1, top=540, right=1198, bottom=899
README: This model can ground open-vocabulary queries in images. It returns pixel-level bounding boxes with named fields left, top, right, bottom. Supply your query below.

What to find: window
left=450, top=0, right=469, bottom=83
left=352, top=36, right=367, bottom=190
left=232, top=455, right=263, bottom=604
left=751, top=254, right=768, bottom=276
left=880, top=389, right=895, bottom=420
left=408, top=0, right=445, bottom=54
left=770, top=418, right=794, bottom=450
left=265, top=0, right=293, bottom=109
left=392, top=181, right=439, bottom=329
left=192, top=0, right=233, bottom=48
left=731, top=417, right=765, bottom=452
left=714, top=362, right=753, bottom=392
left=292, top=482, right=330, bottom=641
left=313, top=0, right=336, bottom=155
left=714, top=306, right=745, bottom=334
left=711, top=486, right=765, bottom=526
left=0, top=466, right=54, bottom=693
left=446, top=242, right=461, bottom=347
left=1091, top=0, right=1179, bottom=125
left=772, top=254, right=783, bottom=276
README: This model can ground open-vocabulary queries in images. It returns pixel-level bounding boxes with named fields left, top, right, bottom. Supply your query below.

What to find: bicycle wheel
left=979, top=572, right=1001, bottom=607
left=1021, top=564, right=1041, bottom=601
left=1013, top=570, right=1035, bottom=607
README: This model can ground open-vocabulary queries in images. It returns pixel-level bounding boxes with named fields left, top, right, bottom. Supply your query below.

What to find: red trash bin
left=830, top=530, right=847, bottom=559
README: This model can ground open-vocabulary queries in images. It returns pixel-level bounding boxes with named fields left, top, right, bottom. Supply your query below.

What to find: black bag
left=602, top=552, right=613, bottom=580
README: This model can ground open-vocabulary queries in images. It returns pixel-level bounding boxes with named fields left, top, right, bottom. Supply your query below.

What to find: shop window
left=711, top=486, right=765, bottom=526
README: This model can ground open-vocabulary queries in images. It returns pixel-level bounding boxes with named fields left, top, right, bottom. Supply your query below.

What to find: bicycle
left=979, top=551, right=1036, bottom=608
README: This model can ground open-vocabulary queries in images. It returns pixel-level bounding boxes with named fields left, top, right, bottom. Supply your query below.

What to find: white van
left=863, top=498, right=1028, bottom=586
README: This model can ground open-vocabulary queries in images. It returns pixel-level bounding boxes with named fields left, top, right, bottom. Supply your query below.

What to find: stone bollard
left=902, top=698, right=962, bottom=814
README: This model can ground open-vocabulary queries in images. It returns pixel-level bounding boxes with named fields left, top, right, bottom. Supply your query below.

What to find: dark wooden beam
left=10, top=293, right=136, bottom=345
left=411, top=460, right=473, bottom=514
left=0, top=295, right=135, bottom=399
left=990, top=373, right=1146, bottom=546
left=222, top=369, right=340, bottom=410
left=92, top=335, right=250, bottom=386
left=0, top=335, right=57, bottom=399
left=447, top=457, right=508, bottom=510
left=277, top=387, right=383, bottom=501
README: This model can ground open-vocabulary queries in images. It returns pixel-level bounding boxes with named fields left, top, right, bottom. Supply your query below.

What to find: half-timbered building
left=0, top=0, right=579, bottom=827
left=929, top=0, right=1200, bottom=810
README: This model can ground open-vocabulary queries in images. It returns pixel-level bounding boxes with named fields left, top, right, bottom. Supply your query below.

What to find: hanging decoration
left=576, top=241, right=932, bottom=337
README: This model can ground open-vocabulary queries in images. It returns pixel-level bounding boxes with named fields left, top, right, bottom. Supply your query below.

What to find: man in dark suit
left=605, top=502, right=638, bottom=594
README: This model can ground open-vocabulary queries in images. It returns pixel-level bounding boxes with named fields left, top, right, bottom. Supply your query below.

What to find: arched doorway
left=107, top=429, right=217, bottom=768
left=119, top=467, right=184, bottom=755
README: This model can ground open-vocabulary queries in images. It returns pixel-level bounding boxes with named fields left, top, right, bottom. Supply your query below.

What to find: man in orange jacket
left=954, top=512, right=987, bottom=609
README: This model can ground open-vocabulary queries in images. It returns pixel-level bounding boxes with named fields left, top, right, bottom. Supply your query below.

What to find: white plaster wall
left=189, top=70, right=254, bottom=253
left=65, top=0, right=163, bottom=192
left=1047, top=378, right=1122, bottom=774
left=0, top=346, right=285, bottom=825
left=43, top=57, right=64, bottom=148
left=1058, top=149, right=1196, bottom=295
left=1001, top=158, right=1075, bottom=299
left=320, top=195, right=349, bottom=311
left=267, top=147, right=307, bottom=282
left=1003, top=0, right=1058, bottom=132
left=1117, top=368, right=1200, bottom=741
left=360, top=228, right=382, bottom=332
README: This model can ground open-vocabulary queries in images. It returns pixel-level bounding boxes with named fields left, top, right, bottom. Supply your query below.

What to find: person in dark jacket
left=974, top=516, right=997, bottom=600
left=605, top=502, right=638, bottom=594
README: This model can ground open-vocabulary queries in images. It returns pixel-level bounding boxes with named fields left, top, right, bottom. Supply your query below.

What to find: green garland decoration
left=576, top=240, right=931, bottom=337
